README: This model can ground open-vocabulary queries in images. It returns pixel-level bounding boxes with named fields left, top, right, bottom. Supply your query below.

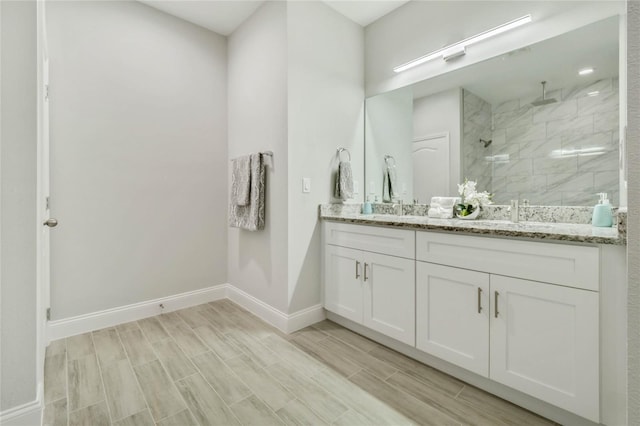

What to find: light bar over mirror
left=393, top=14, right=533, bottom=73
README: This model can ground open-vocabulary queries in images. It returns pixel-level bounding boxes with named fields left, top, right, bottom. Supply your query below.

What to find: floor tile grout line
left=84, top=332, right=112, bottom=424
left=381, top=369, right=466, bottom=424
left=188, top=349, right=252, bottom=408
left=114, top=324, right=158, bottom=425
left=454, top=384, right=466, bottom=399
left=228, top=390, right=284, bottom=425
left=262, top=364, right=346, bottom=425
left=347, top=369, right=460, bottom=426
left=134, top=316, right=198, bottom=425
left=176, top=371, right=244, bottom=426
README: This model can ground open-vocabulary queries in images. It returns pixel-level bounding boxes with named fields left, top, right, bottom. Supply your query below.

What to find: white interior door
left=412, top=132, right=450, bottom=203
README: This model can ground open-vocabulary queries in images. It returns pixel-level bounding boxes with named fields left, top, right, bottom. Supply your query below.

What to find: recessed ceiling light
left=579, top=68, right=595, bottom=76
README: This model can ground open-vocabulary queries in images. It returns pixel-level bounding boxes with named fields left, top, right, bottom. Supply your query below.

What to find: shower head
left=479, top=138, right=492, bottom=148
left=531, top=81, right=557, bottom=106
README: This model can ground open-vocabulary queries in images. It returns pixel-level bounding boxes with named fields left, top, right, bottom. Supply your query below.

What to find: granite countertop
left=320, top=207, right=624, bottom=245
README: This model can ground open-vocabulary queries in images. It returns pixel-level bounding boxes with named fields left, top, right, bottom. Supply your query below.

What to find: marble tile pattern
left=462, top=90, right=493, bottom=191
left=319, top=204, right=623, bottom=245
left=488, top=78, right=620, bottom=206
left=44, top=300, right=557, bottom=426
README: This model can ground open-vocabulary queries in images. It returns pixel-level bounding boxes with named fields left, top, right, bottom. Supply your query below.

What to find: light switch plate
left=353, top=180, right=359, bottom=194
left=302, top=177, right=311, bottom=193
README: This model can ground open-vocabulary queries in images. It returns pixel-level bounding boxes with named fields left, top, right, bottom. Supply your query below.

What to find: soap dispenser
left=362, top=195, right=373, bottom=215
left=592, top=192, right=613, bottom=227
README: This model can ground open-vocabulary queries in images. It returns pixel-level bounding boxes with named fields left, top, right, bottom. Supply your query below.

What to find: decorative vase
left=456, top=207, right=480, bottom=220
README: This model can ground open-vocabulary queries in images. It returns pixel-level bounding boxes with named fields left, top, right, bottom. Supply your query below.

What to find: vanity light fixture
left=587, top=90, right=600, bottom=97
left=579, top=67, right=595, bottom=76
left=393, top=14, right=532, bottom=73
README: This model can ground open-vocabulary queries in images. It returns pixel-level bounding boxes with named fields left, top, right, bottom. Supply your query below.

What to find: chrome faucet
left=394, top=199, right=404, bottom=216
left=509, top=200, right=519, bottom=223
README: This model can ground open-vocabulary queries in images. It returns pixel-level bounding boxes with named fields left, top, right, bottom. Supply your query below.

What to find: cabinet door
left=324, top=245, right=363, bottom=324
left=363, top=252, right=415, bottom=346
left=490, top=275, right=599, bottom=422
left=416, top=262, right=489, bottom=376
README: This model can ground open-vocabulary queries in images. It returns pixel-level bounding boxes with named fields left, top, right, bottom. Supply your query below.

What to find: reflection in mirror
left=365, top=16, right=620, bottom=206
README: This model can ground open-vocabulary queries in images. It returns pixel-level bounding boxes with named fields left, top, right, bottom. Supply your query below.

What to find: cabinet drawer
left=416, top=232, right=599, bottom=291
left=324, top=222, right=415, bottom=259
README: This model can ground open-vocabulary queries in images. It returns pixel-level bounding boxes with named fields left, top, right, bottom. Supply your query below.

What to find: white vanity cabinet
left=322, top=220, right=618, bottom=424
left=416, top=232, right=600, bottom=422
left=416, top=263, right=490, bottom=376
left=490, top=274, right=599, bottom=422
left=324, top=222, right=415, bottom=345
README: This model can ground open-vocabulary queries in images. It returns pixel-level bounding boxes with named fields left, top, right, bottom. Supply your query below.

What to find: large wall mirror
left=365, top=16, right=620, bottom=206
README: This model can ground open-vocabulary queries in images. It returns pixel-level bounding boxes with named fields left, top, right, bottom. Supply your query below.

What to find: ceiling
left=139, top=0, right=409, bottom=36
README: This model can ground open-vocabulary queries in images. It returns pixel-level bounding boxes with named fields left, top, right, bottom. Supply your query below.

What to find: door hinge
left=46, top=196, right=50, bottom=210
left=44, top=84, right=49, bottom=101
left=46, top=308, right=51, bottom=321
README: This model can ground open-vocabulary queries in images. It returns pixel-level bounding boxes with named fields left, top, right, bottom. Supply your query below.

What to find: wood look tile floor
left=44, top=300, right=555, bottom=426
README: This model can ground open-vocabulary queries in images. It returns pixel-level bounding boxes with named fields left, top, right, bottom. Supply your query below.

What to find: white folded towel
left=428, top=196, right=461, bottom=218
left=231, top=155, right=251, bottom=206
left=334, top=161, right=354, bottom=201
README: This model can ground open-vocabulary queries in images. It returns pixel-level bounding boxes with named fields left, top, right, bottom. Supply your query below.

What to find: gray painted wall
left=0, top=0, right=38, bottom=411
left=287, top=1, right=364, bottom=313
left=46, top=1, right=228, bottom=319
left=227, top=1, right=290, bottom=313
left=627, top=1, right=640, bottom=423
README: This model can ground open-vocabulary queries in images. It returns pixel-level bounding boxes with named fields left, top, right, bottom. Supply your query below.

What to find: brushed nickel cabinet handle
left=477, top=287, right=482, bottom=313
left=364, top=263, right=369, bottom=282
left=355, top=261, right=361, bottom=279
left=494, top=291, right=499, bottom=318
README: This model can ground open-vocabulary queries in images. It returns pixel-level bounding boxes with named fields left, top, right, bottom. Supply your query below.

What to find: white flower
left=458, top=179, right=493, bottom=208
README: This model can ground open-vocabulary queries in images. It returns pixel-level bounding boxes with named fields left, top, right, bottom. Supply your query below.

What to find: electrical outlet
left=302, top=178, right=311, bottom=193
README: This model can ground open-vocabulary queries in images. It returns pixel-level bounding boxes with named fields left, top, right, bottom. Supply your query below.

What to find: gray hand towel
left=334, top=161, right=354, bottom=201
left=231, top=155, right=251, bottom=206
left=383, top=165, right=397, bottom=203
left=229, top=153, right=266, bottom=231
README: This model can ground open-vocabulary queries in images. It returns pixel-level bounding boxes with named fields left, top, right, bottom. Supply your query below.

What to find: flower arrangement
left=456, top=179, right=493, bottom=218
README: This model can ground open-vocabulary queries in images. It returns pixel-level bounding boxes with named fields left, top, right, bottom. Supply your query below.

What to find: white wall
left=287, top=1, right=364, bottom=313
left=47, top=1, right=228, bottom=319
left=0, top=0, right=38, bottom=411
left=627, top=1, right=640, bottom=423
left=413, top=88, right=462, bottom=196
left=227, top=1, right=289, bottom=313
left=365, top=1, right=624, bottom=97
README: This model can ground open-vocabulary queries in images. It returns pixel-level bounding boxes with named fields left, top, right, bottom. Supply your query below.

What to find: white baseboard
left=0, top=399, right=42, bottom=426
left=47, top=284, right=227, bottom=341
left=285, top=303, right=326, bottom=333
left=46, top=284, right=325, bottom=341
left=226, top=286, right=325, bottom=334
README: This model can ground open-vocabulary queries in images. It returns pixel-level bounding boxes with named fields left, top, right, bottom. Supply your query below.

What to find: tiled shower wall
left=463, top=78, right=619, bottom=206
left=462, top=90, right=493, bottom=193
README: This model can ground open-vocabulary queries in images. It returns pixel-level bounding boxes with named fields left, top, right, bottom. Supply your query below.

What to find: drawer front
left=416, top=232, right=599, bottom=291
left=325, top=222, right=415, bottom=259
